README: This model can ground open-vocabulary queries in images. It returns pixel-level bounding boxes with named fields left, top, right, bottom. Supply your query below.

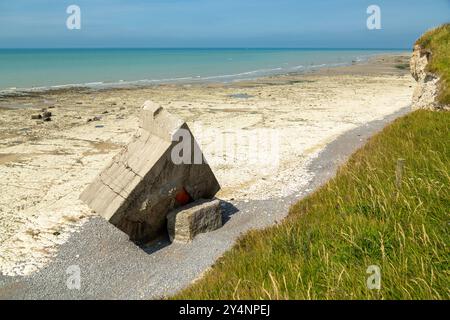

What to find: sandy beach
left=0, top=53, right=414, bottom=278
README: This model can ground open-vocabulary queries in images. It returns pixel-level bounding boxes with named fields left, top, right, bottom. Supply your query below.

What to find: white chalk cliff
left=410, top=44, right=449, bottom=111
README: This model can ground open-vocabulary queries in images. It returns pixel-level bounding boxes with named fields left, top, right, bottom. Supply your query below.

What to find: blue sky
left=0, top=0, right=448, bottom=48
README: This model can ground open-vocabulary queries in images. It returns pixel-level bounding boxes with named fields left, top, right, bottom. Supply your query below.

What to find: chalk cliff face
left=410, top=44, right=448, bottom=111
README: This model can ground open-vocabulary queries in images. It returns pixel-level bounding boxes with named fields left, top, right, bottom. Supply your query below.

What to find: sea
left=0, top=48, right=405, bottom=93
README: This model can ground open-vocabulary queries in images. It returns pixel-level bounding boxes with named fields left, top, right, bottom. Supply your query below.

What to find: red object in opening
left=175, top=188, right=191, bottom=206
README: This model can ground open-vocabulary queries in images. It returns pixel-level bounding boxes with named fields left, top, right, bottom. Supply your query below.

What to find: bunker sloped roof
left=80, top=101, right=220, bottom=242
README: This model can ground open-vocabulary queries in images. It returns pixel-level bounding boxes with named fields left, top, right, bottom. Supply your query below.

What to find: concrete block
left=80, top=101, right=220, bottom=243
left=167, top=199, right=222, bottom=243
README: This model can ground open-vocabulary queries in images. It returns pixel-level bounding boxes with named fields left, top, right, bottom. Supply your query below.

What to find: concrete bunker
left=80, top=101, right=221, bottom=243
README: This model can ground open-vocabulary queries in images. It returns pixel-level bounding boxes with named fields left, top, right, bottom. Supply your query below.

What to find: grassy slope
left=416, top=23, right=450, bottom=105
left=174, top=26, right=450, bottom=300
left=175, top=110, right=449, bottom=299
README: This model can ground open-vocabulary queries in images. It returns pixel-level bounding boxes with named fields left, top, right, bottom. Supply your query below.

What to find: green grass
left=416, top=23, right=450, bottom=106
left=174, top=110, right=450, bottom=300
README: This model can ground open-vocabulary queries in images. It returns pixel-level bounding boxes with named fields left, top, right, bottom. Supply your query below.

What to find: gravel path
left=0, top=106, right=410, bottom=299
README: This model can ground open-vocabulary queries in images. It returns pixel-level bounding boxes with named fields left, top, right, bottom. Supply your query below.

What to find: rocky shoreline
left=0, top=53, right=414, bottom=281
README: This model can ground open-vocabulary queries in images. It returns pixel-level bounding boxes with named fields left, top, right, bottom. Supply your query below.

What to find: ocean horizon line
left=0, top=47, right=411, bottom=51
left=0, top=48, right=407, bottom=92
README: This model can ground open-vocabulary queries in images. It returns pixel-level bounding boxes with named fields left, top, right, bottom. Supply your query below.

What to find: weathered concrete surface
left=167, top=199, right=222, bottom=243
left=80, top=101, right=220, bottom=243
